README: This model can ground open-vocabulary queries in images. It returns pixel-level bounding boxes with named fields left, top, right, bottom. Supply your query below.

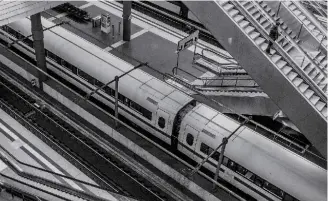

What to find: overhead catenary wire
left=32, top=8, right=326, bottom=161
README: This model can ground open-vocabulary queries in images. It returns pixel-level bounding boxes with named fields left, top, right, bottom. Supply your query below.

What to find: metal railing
left=230, top=1, right=327, bottom=104
left=282, top=1, right=327, bottom=50
left=303, top=1, right=327, bottom=17
left=252, top=1, right=327, bottom=80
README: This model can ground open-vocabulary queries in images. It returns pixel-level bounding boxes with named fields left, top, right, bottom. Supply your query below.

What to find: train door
left=156, top=109, right=170, bottom=141
left=179, top=124, right=200, bottom=160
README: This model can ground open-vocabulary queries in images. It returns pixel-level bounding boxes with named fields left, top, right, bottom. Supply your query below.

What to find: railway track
left=0, top=74, right=172, bottom=201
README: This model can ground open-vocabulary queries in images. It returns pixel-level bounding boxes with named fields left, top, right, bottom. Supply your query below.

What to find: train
left=0, top=16, right=326, bottom=201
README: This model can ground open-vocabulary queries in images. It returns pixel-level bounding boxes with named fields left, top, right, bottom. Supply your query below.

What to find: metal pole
left=276, top=2, right=282, bottom=18
left=318, top=35, right=325, bottom=51
left=115, top=76, right=119, bottom=128
left=176, top=52, right=180, bottom=75
left=300, top=56, right=305, bottom=68
left=189, top=118, right=250, bottom=177
left=118, top=22, right=121, bottom=35
left=192, top=40, right=197, bottom=63
left=112, top=25, right=115, bottom=38
left=297, top=24, right=303, bottom=39
left=213, top=137, right=228, bottom=190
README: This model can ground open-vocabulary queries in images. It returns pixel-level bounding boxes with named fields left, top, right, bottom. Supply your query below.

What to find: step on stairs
left=195, top=57, right=247, bottom=75
left=218, top=1, right=327, bottom=118
left=309, top=51, right=328, bottom=71
left=257, top=1, right=300, bottom=41
left=283, top=1, right=327, bottom=48
left=239, top=1, right=328, bottom=96
left=257, top=1, right=328, bottom=71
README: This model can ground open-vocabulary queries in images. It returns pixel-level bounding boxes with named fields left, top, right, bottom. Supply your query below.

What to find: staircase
left=240, top=1, right=327, bottom=94
left=263, top=1, right=327, bottom=51
left=182, top=0, right=327, bottom=157
left=256, top=1, right=327, bottom=75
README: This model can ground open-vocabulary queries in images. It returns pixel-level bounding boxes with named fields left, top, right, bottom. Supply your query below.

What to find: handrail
left=294, top=1, right=327, bottom=35
left=172, top=66, right=206, bottom=85
left=252, top=1, right=328, bottom=78
left=303, top=1, right=327, bottom=17
left=200, top=49, right=243, bottom=69
left=196, top=56, right=242, bottom=70
left=201, top=48, right=235, bottom=61
left=310, top=1, right=327, bottom=17
left=231, top=1, right=327, bottom=104
left=283, top=1, right=327, bottom=50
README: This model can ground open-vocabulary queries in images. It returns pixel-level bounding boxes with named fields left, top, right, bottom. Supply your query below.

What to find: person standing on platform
left=265, top=21, right=280, bottom=55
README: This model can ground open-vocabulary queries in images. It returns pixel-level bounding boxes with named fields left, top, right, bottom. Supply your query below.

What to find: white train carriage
left=178, top=103, right=326, bottom=201
left=1, top=17, right=193, bottom=145
left=1, top=17, right=326, bottom=201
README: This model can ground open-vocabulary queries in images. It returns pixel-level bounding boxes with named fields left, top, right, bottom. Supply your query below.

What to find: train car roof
left=9, top=17, right=193, bottom=113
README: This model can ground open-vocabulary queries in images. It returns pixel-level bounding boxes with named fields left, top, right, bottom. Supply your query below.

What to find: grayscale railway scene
left=0, top=1, right=326, bottom=201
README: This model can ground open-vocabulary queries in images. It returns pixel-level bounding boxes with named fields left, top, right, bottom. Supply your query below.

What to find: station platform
left=0, top=107, right=135, bottom=201
left=40, top=0, right=279, bottom=117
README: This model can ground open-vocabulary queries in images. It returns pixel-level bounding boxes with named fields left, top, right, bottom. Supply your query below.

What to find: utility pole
left=213, top=137, right=228, bottom=190
left=115, top=76, right=119, bottom=128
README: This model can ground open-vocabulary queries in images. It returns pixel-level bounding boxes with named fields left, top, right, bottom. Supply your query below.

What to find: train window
left=143, top=109, right=152, bottom=121
left=244, top=171, right=255, bottom=182
left=118, top=94, right=124, bottom=102
left=158, top=117, right=165, bottom=128
left=282, top=194, right=295, bottom=201
left=23, top=38, right=33, bottom=48
left=1, top=25, right=7, bottom=31
left=254, top=176, right=264, bottom=187
left=130, top=101, right=138, bottom=110
left=61, top=59, right=73, bottom=72
left=236, top=165, right=248, bottom=176
left=77, top=69, right=94, bottom=84
left=222, top=157, right=229, bottom=166
left=200, top=143, right=209, bottom=154
left=94, top=80, right=104, bottom=88
left=212, top=151, right=220, bottom=161
left=16, top=31, right=24, bottom=39
left=104, top=86, right=114, bottom=97
left=7, top=27, right=16, bottom=37
left=227, top=160, right=237, bottom=171
left=263, top=182, right=284, bottom=198
left=124, top=98, right=130, bottom=106
left=186, top=133, right=194, bottom=146
left=47, top=51, right=62, bottom=64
